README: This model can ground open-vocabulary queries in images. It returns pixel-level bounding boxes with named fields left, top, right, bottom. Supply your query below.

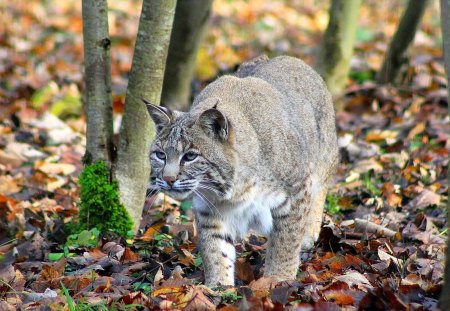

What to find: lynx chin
left=146, top=56, right=338, bottom=287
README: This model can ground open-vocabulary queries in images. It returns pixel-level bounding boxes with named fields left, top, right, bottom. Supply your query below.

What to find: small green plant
left=154, top=233, right=173, bottom=247
left=75, top=160, right=134, bottom=236
left=66, top=228, right=100, bottom=248
left=179, top=214, right=189, bottom=225
left=219, top=290, right=242, bottom=304
left=194, top=253, right=203, bottom=268
left=61, top=282, right=76, bottom=311
left=362, top=172, right=381, bottom=196
left=325, top=194, right=342, bottom=215
left=131, top=281, right=152, bottom=294
left=349, top=69, right=374, bottom=84
left=409, top=135, right=423, bottom=152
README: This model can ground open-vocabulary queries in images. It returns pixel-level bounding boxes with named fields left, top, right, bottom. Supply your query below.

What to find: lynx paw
left=301, top=232, right=319, bottom=250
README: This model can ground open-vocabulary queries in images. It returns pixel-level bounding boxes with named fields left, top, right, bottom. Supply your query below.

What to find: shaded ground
left=0, top=0, right=448, bottom=310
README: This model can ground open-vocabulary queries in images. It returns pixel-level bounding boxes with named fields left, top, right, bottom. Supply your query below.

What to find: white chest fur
left=193, top=186, right=287, bottom=239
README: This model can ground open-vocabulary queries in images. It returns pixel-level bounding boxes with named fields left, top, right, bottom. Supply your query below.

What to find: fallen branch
left=354, top=218, right=397, bottom=238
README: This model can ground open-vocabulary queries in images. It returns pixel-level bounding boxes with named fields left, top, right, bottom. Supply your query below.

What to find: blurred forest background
left=1, top=0, right=443, bottom=115
left=1, top=0, right=449, bottom=310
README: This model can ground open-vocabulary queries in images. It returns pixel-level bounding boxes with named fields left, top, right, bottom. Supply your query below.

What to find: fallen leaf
left=236, top=257, right=255, bottom=283
left=334, top=272, right=373, bottom=290
left=37, top=162, right=76, bottom=175
left=323, top=290, right=355, bottom=305
left=404, top=189, right=441, bottom=210
left=122, top=247, right=140, bottom=262
left=381, top=182, right=402, bottom=207
left=39, top=259, right=67, bottom=281
left=0, top=176, right=21, bottom=195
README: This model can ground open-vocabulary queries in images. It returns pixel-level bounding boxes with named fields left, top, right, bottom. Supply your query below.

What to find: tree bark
left=114, top=0, right=177, bottom=232
left=376, top=0, right=429, bottom=84
left=317, top=0, right=362, bottom=96
left=82, top=0, right=114, bottom=167
left=161, top=0, right=213, bottom=111
left=439, top=0, right=450, bottom=309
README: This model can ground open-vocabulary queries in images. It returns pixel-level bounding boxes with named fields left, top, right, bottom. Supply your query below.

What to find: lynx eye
left=154, top=151, right=166, bottom=160
left=182, top=151, right=198, bottom=162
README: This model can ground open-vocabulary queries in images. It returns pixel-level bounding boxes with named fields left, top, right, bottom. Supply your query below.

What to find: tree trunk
left=114, top=0, right=177, bottom=232
left=376, top=0, right=429, bottom=84
left=377, top=0, right=428, bottom=84
left=161, top=0, right=213, bottom=111
left=82, top=0, right=114, bottom=167
left=439, top=0, right=450, bottom=309
left=317, top=0, right=362, bottom=96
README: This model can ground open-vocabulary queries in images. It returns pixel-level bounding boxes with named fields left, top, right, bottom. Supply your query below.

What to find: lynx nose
left=163, top=176, right=176, bottom=187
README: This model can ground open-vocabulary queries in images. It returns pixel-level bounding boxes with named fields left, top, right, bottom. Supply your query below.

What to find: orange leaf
left=123, top=247, right=140, bottom=262
left=139, top=220, right=165, bottom=241
left=235, top=257, right=255, bottom=283
left=324, top=290, right=355, bottom=305
left=40, top=261, right=66, bottom=281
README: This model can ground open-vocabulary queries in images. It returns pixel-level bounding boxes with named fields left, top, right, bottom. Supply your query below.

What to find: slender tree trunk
left=317, top=0, right=362, bottom=96
left=115, top=0, right=177, bottom=232
left=82, top=0, right=114, bottom=167
left=161, top=0, right=213, bottom=111
left=439, top=0, right=450, bottom=309
left=377, top=0, right=429, bottom=84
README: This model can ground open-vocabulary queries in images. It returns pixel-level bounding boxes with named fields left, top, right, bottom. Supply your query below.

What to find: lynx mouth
left=165, top=188, right=193, bottom=200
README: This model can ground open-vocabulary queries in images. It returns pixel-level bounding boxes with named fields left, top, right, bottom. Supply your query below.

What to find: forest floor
left=0, top=1, right=448, bottom=310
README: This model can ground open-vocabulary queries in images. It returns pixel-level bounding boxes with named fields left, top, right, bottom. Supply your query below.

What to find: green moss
left=75, top=160, right=133, bottom=236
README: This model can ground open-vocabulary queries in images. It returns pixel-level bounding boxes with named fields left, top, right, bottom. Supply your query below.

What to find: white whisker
left=146, top=190, right=161, bottom=209
left=197, top=185, right=225, bottom=198
left=194, top=189, right=223, bottom=218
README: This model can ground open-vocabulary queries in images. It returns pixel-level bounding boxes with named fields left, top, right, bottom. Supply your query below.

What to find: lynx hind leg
left=302, top=187, right=327, bottom=250
left=265, top=185, right=312, bottom=280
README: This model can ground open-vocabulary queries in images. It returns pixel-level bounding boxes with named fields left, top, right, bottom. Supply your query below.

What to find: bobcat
left=146, top=56, right=338, bottom=287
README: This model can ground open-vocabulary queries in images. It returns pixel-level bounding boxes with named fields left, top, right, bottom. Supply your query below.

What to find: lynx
left=146, top=56, right=338, bottom=286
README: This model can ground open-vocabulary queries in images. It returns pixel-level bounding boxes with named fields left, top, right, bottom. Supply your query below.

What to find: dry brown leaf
left=405, top=189, right=441, bottom=210
left=61, top=275, right=91, bottom=293
left=334, top=272, right=373, bottom=290
left=138, top=220, right=165, bottom=241
left=353, top=158, right=383, bottom=174
left=86, top=248, right=107, bottom=260
left=37, top=258, right=66, bottom=282
left=152, top=285, right=215, bottom=310
left=122, top=247, right=140, bottom=262
left=365, top=129, right=398, bottom=143
left=235, top=257, right=255, bottom=283
left=381, top=182, right=402, bottom=207
left=94, top=276, right=112, bottom=293
left=378, top=249, right=404, bottom=268
left=37, top=162, right=76, bottom=175
left=407, top=122, right=426, bottom=140
left=0, top=176, right=21, bottom=195
left=179, top=248, right=195, bottom=266
left=323, top=290, right=355, bottom=305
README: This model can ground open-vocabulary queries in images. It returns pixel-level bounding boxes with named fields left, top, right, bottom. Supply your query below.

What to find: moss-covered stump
left=75, top=160, right=134, bottom=236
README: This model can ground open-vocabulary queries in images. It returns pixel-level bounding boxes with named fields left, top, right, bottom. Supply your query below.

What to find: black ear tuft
left=143, top=99, right=172, bottom=133
left=198, top=108, right=228, bottom=141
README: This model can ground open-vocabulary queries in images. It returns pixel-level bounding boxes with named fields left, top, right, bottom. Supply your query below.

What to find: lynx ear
left=198, top=108, right=229, bottom=141
left=143, top=99, right=172, bottom=133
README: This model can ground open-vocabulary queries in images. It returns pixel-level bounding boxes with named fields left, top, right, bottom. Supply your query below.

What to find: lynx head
left=144, top=99, right=235, bottom=201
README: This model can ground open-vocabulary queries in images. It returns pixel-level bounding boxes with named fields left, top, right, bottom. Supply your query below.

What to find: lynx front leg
left=265, top=189, right=312, bottom=279
left=195, top=208, right=236, bottom=286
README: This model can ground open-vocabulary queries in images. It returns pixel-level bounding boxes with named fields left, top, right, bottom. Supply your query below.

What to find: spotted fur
left=146, top=56, right=338, bottom=286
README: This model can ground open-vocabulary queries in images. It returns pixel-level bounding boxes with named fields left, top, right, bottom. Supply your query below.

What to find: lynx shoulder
left=146, top=55, right=338, bottom=286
